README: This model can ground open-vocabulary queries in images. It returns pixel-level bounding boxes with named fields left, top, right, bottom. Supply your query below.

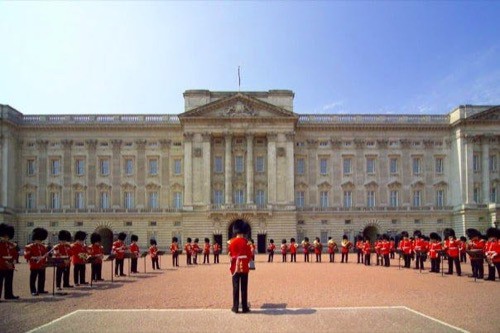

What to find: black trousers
left=384, top=254, right=390, bottom=267
left=471, top=259, right=484, bottom=278
left=115, top=258, right=124, bottom=275
left=357, top=251, right=363, bottom=263
left=203, top=254, right=210, bottom=264
left=329, top=253, right=335, bottom=263
left=430, top=258, right=440, bottom=273
left=341, top=253, right=348, bottom=263
left=56, top=265, right=70, bottom=288
left=403, top=254, right=411, bottom=268
left=487, top=262, right=500, bottom=280
left=73, top=263, right=86, bottom=284
left=131, top=258, right=138, bottom=273
left=91, top=263, right=102, bottom=281
left=315, top=254, right=321, bottom=262
left=460, top=252, right=467, bottom=263
left=186, top=254, right=192, bottom=265
left=390, top=251, right=395, bottom=259
left=447, top=256, right=461, bottom=275
left=291, top=253, right=296, bottom=262
left=172, top=253, right=179, bottom=266
left=416, top=254, right=426, bottom=270
left=364, top=253, right=371, bottom=266
left=304, top=253, right=309, bottom=262
left=232, top=273, right=249, bottom=311
left=268, top=252, right=274, bottom=262
left=193, top=253, right=198, bottom=264
left=30, top=269, right=46, bottom=293
left=0, top=269, right=15, bottom=298
left=213, top=253, right=219, bottom=264
left=152, top=257, right=160, bottom=269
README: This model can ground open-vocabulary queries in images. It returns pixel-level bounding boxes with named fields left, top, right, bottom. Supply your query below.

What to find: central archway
left=95, top=227, right=113, bottom=254
left=363, top=225, right=379, bottom=244
left=227, top=219, right=252, bottom=241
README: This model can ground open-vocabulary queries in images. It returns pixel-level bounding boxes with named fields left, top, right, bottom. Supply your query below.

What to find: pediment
left=364, top=180, right=378, bottom=188
left=433, top=180, right=448, bottom=187
left=387, top=180, right=401, bottom=188
left=411, top=180, right=425, bottom=188
left=341, top=180, right=355, bottom=189
left=178, top=93, right=298, bottom=120
left=468, top=106, right=500, bottom=121
left=317, top=181, right=332, bottom=189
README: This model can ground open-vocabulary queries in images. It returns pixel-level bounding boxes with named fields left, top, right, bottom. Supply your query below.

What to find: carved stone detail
left=221, top=101, right=256, bottom=117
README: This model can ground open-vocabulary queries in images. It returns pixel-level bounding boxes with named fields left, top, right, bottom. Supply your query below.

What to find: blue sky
left=0, top=1, right=499, bottom=115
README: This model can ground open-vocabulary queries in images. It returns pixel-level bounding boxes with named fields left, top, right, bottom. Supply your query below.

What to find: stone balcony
left=298, top=114, right=449, bottom=125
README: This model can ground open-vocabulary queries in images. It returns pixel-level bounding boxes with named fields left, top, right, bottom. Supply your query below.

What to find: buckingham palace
left=1, top=90, right=499, bottom=253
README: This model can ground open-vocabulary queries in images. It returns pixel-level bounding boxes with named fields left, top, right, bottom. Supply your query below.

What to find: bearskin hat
left=460, top=236, right=467, bottom=242
left=270, top=239, right=274, bottom=243
left=443, top=228, right=455, bottom=239
left=304, top=237, right=309, bottom=242
left=486, top=227, right=500, bottom=239
left=413, top=230, right=422, bottom=238
left=401, top=231, right=409, bottom=238
left=131, top=234, right=138, bottom=242
left=466, top=228, right=481, bottom=239
left=0, top=223, right=10, bottom=238
left=204, top=238, right=209, bottom=243
left=32, top=227, right=48, bottom=241
left=6, top=225, right=15, bottom=240
left=150, top=239, right=157, bottom=246
left=118, top=232, right=127, bottom=241
left=382, top=234, right=389, bottom=241
left=290, top=237, right=296, bottom=242
left=186, top=237, right=192, bottom=243
left=58, top=230, right=72, bottom=242
left=74, top=231, right=87, bottom=241
left=342, top=235, right=348, bottom=240
left=429, top=232, right=438, bottom=240
left=172, top=237, right=178, bottom=242
left=232, top=219, right=249, bottom=235
left=282, top=239, right=287, bottom=244
left=194, top=238, right=199, bottom=243
left=90, top=233, right=101, bottom=244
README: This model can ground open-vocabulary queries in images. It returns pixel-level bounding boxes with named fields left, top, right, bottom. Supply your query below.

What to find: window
left=124, top=191, right=134, bottom=209
left=414, top=219, right=421, bottom=224
left=295, top=191, right=304, bottom=207
left=343, top=191, right=352, bottom=208
left=100, top=159, right=110, bottom=176
left=173, top=192, right=182, bottom=209
left=490, top=155, right=498, bottom=172
left=234, top=190, right=244, bottom=204
left=320, top=231, right=328, bottom=244
left=124, top=221, right=133, bottom=227
left=391, top=219, right=398, bottom=224
left=320, top=158, right=328, bottom=175
left=320, top=191, right=329, bottom=208
left=149, top=221, right=157, bottom=227
left=367, top=191, right=375, bottom=207
left=255, top=156, right=265, bottom=173
left=75, top=192, right=84, bottom=209
left=149, top=158, right=158, bottom=175
left=296, top=158, right=305, bottom=175
left=389, top=158, right=398, bottom=174
left=100, top=192, right=110, bottom=209
left=214, top=190, right=224, bottom=206
left=319, top=141, right=328, bottom=147
left=255, top=190, right=266, bottom=206
left=51, top=159, right=61, bottom=175
left=490, top=187, right=497, bottom=203
left=148, top=192, right=159, bottom=209
left=343, top=158, right=352, bottom=175
left=473, top=186, right=480, bottom=203
left=124, top=158, right=134, bottom=175
left=413, top=190, right=421, bottom=207
left=26, top=193, right=35, bottom=209
left=473, top=154, right=480, bottom=172
left=435, top=157, right=444, bottom=174
left=27, top=159, right=36, bottom=176
left=50, top=192, right=60, bottom=209
left=75, top=159, right=85, bottom=176
left=214, top=156, right=223, bottom=173
left=345, top=219, right=352, bottom=225
left=75, top=221, right=83, bottom=227
left=174, top=159, right=182, bottom=175
left=366, top=157, right=375, bottom=174
left=436, top=189, right=444, bottom=207
left=389, top=190, right=399, bottom=207
left=50, top=221, right=59, bottom=228
left=235, top=156, right=244, bottom=173
left=412, top=157, right=421, bottom=175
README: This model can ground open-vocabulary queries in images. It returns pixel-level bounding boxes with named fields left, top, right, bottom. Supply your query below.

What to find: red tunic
left=71, top=242, right=89, bottom=265
left=24, top=242, right=48, bottom=270
left=170, top=243, right=179, bottom=254
left=53, top=243, right=72, bottom=267
left=328, top=241, right=337, bottom=254
left=267, top=243, right=276, bottom=253
left=468, top=238, right=485, bottom=260
left=184, top=243, right=192, bottom=255
left=290, top=242, right=298, bottom=254
left=380, top=240, right=390, bottom=256
left=313, top=242, right=322, bottom=255
left=281, top=244, right=288, bottom=255
left=0, top=239, right=17, bottom=270
left=429, top=242, right=443, bottom=259
left=459, top=240, right=467, bottom=254
left=398, top=239, right=412, bottom=255
left=192, top=243, right=200, bottom=255
left=445, top=239, right=460, bottom=258
left=212, top=243, right=221, bottom=255
left=149, top=245, right=158, bottom=258
left=129, top=243, right=140, bottom=258
left=389, top=240, right=395, bottom=252
left=341, top=241, right=352, bottom=254
left=88, top=244, right=104, bottom=264
left=414, top=239, right=426, bottom=253
left=228, top=237, right=252, bottom=274
left=203, top=243, right=211, bottom=255
left=112, top=240, right=127, bottom=259
left=302, top=241, right=310, bottom=254
left=485, top=240, right=500, bottom=263
left=363, top=242, right=371, bottom=255
left=356, top=240, right=364, bottom=252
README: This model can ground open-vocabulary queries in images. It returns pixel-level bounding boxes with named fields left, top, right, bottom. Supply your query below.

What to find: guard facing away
left=0, top=223, right=19, bottom=300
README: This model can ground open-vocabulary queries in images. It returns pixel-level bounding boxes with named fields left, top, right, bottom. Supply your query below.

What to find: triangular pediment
left=178, top=93, right=298, bottom=120
left=468, top=106, right=500, bottom=121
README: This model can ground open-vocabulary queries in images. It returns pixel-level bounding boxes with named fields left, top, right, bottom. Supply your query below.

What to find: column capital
left=331, top=138, right=343, bottom=149
left=202, top=133, right=212, bottom=142
left=354, top=139, right=365, bottom=149
left=423, top=140, right=434, bottom=149
left=267, top=133, right=278, bottom=142
left=111, top=139, right=123, bottom=149
left=36, top=139, right=49, bottom=150
left=159, top=139, right=171, bottom=150
left=306, top=139, right=318, bottom=148
left=135, top=139, right=147, bottom=149
left=376, top=139, right=389, bottom=149
left=85, top=139, right=98, bottom=149
left=183, top=132, right=194, bottom=142
left=285, top=132, right=295, bottom=141
left=61, top=139, right=73, bottom=149
left=399, top=139, right=411, bottom=149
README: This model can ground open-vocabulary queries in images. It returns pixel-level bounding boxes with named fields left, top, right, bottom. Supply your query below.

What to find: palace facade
left=1, top=90, right=499, bottom=253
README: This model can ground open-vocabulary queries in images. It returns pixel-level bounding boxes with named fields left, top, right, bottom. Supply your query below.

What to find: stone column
left=202, top=133, right=212, bottom=205
left=464, top=136, right=474, bottom=204
left=86, top=140, right=98, bottom=207
left=482, top=136, right=490, bottom=203
left=354, top=139, right=365, bottom=206
left=183, top=133, right=193, bottom=207
left=307, top=139, right=318, bottom=205
left=36, top=140, right=49, bottom=208
left=111, top=139, right=122, bottom=207
left=246, top=134, right=254, bottom=204
left=267, top=134, right=277, bottom=204
left=285, top=132, right=295, bottom=204
left=159, top=140, right=171, bottom=208
left=136, top=140, right=147, bottom=208
left=400, top=139, right=411, bottom=205
left=0, top=136, right=7, bottom=207
left=377, top=139, right=389, bottom=206
left=225, top=134, right=233, bottom=204
left=61, top=140, right=73, bottom=208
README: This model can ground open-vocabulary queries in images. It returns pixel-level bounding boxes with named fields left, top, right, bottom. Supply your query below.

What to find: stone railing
left=20, top=114, right=180, bottom=126
left=298, top=114, right=449, bottom=125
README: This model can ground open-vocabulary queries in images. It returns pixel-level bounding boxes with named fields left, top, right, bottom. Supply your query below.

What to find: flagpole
left=238, top=66, right=241, bottom=92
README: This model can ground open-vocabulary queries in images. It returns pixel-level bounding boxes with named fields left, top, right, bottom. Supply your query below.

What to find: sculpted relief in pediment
left=221, top=101, right=257, bottom=117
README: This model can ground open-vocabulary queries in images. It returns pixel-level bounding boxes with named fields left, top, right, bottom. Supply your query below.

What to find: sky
left=0, top=1, right=499, bottom=116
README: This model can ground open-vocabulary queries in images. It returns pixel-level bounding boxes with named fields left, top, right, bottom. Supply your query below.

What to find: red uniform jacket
left=459, top=240, right=467, bottom=254
left=212, top=243, right=220, bottom=255
left=203, top=243, right=211, bottom=255
left=71, top=242, right=89, bottom=265
left=290, top=242, right=298, bottom=254
left=399, top=239, right=412, bottom=255
left=380, top=240, right=390, bottom=255
left=313, top=242, right=322, bottom=255
left=485, top=240, right=500, bottom=263
left=389, top=240, right=395, bottom=252
left=149, top=245, right=158, bottom=258
left=88, top=244, right=104, bottom=264
left=228, top=237, right=252, bottom=275
left=192, top=243, right=200, bottom=255
left=129, top=243, right=140, bottom=258
left=280, top=244, right=288, bottom=255
left=267, top=243, right=276, bottom=253
left=374, top=241, right=381, bottom=255
left=112, top=240, right=127, bottom=259
left=363, top=242, right=371, bottom=255
left=414, top=239, right=426, bottom=253
left=445, top=239, right=460, bottom=258
left=53, top=243, right=72, bottom=267
left=429, top=242, right=443, bottom=259
left=302, top=241, right=310, bottom=254
left=328, top=241, right=337, bottom=254
left=356, top=240, right=363, bottom=252
left=0, top=239, right=17, bottom=270
left=24, top=242, right=48, bottom=270
left=341, top=241, right=352, bottom=254
left=170, top=243, right=179, bottom=254
left=468, top=239, right=486, bottom=260
left=184, top=243, right=192, bottom=255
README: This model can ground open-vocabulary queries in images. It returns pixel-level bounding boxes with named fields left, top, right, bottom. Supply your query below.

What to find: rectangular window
left=27, top=159, right=36, bottom=176
left=124, top=192, right=134, bottom=209
left=100, top=159, right=110, bottom=176
left=235, top=156, right=244, bottom=173
left=343, top=158, right=352, bottom=175
left=436, top=189, right=444, bottom=207
left=413, top=190, right=421, bottom=207
left=345, top=219, right=352, bottom=225
left=214, top=156, right=223, bottom=173
left=100, top=192, right=110, bottom=209
left=26, top=193, right=35, bottom=209
left=412, top=157, right=421, bottom=175
left=149, top=158, right=158, bottom=175
left=414, top=219, right=421, bottom=224
left=255, top=190, right=266, bottom=206
left=320, top=191, right=329, bottom=208
left=124, top=158, right=134, bottom=175
left=148, top=192, right=158, bottom=209
left=174, top=159, right=182, bottom=175
left=473, top=187, right=480, bottom=203
left=435, top=157, right=444, bottom=174
left=255, top=156, right=265, bottom=173
left=389, top=158, right=398, bottom=174
left=173, top=192, right=182, bottom=209
left=490, top=155, right=498, bottom=172
left=367, top=190, right=375, bottom=207
left=214, top=190, right=224, bottom=205
left=75, top=192, right=84, bottom=209
left=473, top=154, right=480, bottom=172
left=343, top=191, right=352, bottom=208
left=149, top=221, right=157, bottom=227
left=50, top=192, right=60, bottom=209
left=51, top=159, right=60, bottom=175
left=390, top=190, right=399, bottom=207
left=320, top=231, right=328, bottom=244
left=320, top=158, right=328, bottom=175
left=296, top=158, right=305, bottom=175
left=295, top=191, right=304, bottom=207
left=75, top=159, right=85, bottom=176
left=490, top=187, right=497, bottom=203
left=366, top=158, right=375, bottom=174
left=234, top=190, right=245, bottom=204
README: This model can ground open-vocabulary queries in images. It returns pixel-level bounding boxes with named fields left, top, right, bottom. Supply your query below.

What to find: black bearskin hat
left=74, top=231, right=87, bottom=241
left=342, top=235, right=348, bottom=240
left=429, top=232, right=439, bottom=240
left=32, top=227, right=48, bottom=241
left=401, top=231, right=409, bottom=238
left=204, top=238, right=209, bottom=243
left=413, top=230, right=422, bottom=238
left=390, top=237, right=395, bottom=241
left=186, top=237, right=192, bottom=243
left=270, top=239, right=274, bottom=243
left=194, top=238, right=199, bottom=243
left=486, top=227, right=500, bottom=239
left=443, top=228, right=455, bottom=239
left=172, top=237, right=178, bottom=242
left=290, top=237, right=296, bottom=242
left=90, top=233, right=101, bottom=244
left=150, top=239, right=157, bottom=246
left=58, top=230, right=72, bottom=242
left=232, top=219, right=249, bottom=235
left=6, top=225, right=14, bottom=240
left=304, top=237, right=309, bottom=242
left=282, top=239, right=287, bottom=244
left=0, top=223, right=14, bottom=239
left=460, top=236, right=467, bottom=242
left=466, top=228, right=481, bottom=239
left=131, top=234, right=138, bottom=242
left=118, top=232, right=127, bottom=241
left=382, top=234, right=389, bottom=241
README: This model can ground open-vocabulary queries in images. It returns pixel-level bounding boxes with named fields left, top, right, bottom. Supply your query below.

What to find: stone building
left=0, top=90, right=499, bottom=253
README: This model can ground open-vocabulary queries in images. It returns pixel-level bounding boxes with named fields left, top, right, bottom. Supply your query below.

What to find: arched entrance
left=95, top=227, right=113, bottom=254
left=227, top=220, right=252, bottom=241
left=363, top=225, right=379, bottom=243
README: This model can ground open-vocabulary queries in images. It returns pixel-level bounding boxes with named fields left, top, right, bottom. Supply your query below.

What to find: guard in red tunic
left=228, top=220, right=253, bottom=314
left=212, top=241, right=221, bottom=264
left=203, top=238, right=211, bottom=264
left=413, top=232, right=427, bottom=270
left=459, top=236, right=467, bottom=263
left=71, top=231, right=89, bottom=286
left=267, top=239, right=275, bottom=262
left=389, top=237, right=396, bottom=259
left=150, top=239, right=160, bottom=270
left=170, top=237, right=179, bottom=267
left=192, top=238, right=200, bottom=265
left=380, top=234, right=391, bottom=267
left=398, top=231, right=412, bottom=268
left=363, top=238, right=372, bottom=266
left=355, top=236, right=364, bottom=264
left=328, top=237, right=338, bottom=263
left=129, top=235, right=140, bottom=273
left=24, top=228, right=49, bottom=296
left=248, top=239, right=256, bottom=261
left=466, top=228, right=485, bottom=279
left=112, top=232, right=127, bottom=276
left=88, top=233, right=104, bottom=282
left=313, top=237, right=322, bottom=263
left=340, top=235, right=352, bottom=263
left=0, top=224, right=19, bottom=300
left=374, top=237, right=382, bottom=266
left=53, top=230, right=73, bottom=290
left=302, top=237, right=310, bottom=262
left=443, top=228, right=461, bottom=276
left=429, top=233, right=442, bottom=273
left=290, top=238, right=298, bottom=263
left=184, top=237, right=192, bottom=265
left=484, top=227, right=500, bottom=281
left=280, top=239, right=288, bottom=262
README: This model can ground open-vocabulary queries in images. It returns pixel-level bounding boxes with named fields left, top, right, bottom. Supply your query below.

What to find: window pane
left=235, top=156, right=244, bottom=173
left=320, top=159, right=327, bottom=175
left=256, top=156, right=265, bottom=173
left=343, top=158, right=351, bottom=174
left=174, top=160, right=181, bottom=175
left=390, top=158, right=398, bottom=174
left=149, top=159, right=158, bottom=175
left=214, top=156, right=223, bottom=173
